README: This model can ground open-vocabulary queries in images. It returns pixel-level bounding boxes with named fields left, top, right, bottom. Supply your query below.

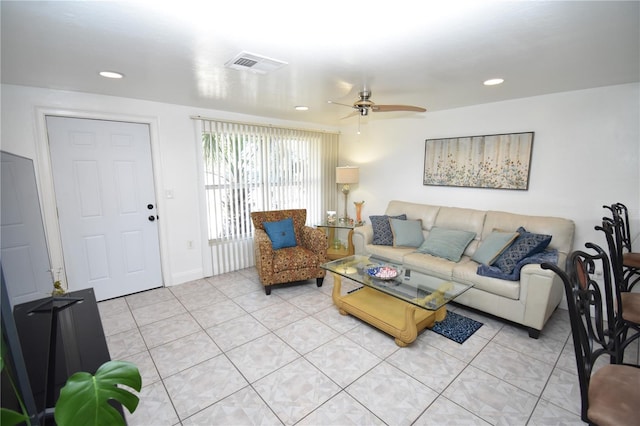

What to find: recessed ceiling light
left=484, top=78, right=504, bottom=86
left=99, top=71, right=124, bottom=79
left=294, top=106, right=309, bottom=111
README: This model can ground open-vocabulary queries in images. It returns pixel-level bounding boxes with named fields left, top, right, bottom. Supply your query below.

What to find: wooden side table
left=317, top=222, right=360, bottom=260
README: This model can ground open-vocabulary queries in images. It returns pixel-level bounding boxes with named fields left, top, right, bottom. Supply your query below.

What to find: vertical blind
left=196, top=118, right=339, bottom=275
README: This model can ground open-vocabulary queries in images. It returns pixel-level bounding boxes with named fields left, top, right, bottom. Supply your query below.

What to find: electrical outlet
left=187, top=240, right=194, bottom=249
left=595, top=268, right=603, bottom=277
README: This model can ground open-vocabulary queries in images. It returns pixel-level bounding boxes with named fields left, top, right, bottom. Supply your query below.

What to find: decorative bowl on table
left=366, top=265, right=399, bottom=280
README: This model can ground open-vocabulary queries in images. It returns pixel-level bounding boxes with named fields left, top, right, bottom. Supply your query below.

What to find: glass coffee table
left=321, top=255, right=474, bottom=346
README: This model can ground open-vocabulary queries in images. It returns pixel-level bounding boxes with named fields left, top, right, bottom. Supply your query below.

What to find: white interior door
left=46, top=116, right=162, bottom=301
left=1, top=151, right=53, bottom=308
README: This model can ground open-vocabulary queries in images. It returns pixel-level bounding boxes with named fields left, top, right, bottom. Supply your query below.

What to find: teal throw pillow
left=390, top=218, right=424, bottom=247
left=493, top=227, right=552, bottom=274
left=263, top=217, right=297, bottom=249
left=370, top=214, right=407, bottom=245
left=471, top=230, right=520, bottom=265
left=417, top=227, right=476, bottom=262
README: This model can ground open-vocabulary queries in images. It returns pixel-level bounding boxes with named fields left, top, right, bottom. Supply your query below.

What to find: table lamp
left=336, top=166, right=359, bottom=222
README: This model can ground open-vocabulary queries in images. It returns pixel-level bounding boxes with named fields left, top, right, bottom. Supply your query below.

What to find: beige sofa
left=352, top=200, right=575, bottom=338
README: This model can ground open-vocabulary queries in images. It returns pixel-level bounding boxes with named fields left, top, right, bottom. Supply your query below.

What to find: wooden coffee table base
left=331, top=274, right=446, bottom=346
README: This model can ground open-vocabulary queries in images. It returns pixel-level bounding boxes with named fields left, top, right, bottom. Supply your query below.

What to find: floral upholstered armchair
left=251, top=209, right=328, bottom=295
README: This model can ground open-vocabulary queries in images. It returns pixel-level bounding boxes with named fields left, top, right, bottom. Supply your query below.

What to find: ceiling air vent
left=224, top=51, right=288, bottom=75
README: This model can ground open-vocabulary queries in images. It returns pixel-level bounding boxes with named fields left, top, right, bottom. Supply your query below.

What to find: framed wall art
left=423, top=132, right=534, bottom=190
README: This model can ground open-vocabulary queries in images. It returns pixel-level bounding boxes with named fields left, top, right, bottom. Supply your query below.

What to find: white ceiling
left=2, top=1, right=639, bottom=126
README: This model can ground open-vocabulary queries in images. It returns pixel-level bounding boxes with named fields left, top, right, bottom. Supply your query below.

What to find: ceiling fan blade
left=340, top=110, right=359, bottom=120
left=372, top=105, right=427, bottom=113
left=327, top=100, right=356, bottom=109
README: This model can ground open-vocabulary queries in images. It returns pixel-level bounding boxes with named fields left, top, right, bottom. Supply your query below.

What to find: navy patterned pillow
left=493, top=227, right=552, bottom=274
left=370, top=214, right=407, bottom=245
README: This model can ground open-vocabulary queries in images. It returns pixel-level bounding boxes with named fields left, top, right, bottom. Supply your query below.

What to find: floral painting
left=423, top=132, right=533, bottom=190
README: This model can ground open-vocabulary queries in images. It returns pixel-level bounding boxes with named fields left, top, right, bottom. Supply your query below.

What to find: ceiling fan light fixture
left=360, top=108, right=368, bottom=116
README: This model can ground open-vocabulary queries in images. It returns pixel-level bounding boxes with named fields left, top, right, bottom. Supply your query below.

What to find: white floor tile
left=346, top=361, right=439, bottom=426
left=275, top=316, right=338, bottom=354
left=471, top=341, right=555, bottom=395
left=205, top=313, right=270, bottom=351
left=443, top=365, right=538, bottom=425
left=296, top=391, right=385, bottom=425
left=149, top=330, right=221, bottom=378
left=415, top=396, right=491, bottom=425
left=163, top=355, right=248, bottom=420
left=98, top=271, right=592, bottom=426
left=125, top=380, right=180, bottom=426
left=226, top=334, right=300, bottom=383
left=305, top=335, right=381, bottom=388
left=253, top=358, right=340, bottom=425
left=182, top=387, right=283, bottom=426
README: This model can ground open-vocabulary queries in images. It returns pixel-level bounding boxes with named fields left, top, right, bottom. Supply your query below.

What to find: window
left=197, top=119, right=338, bottom=274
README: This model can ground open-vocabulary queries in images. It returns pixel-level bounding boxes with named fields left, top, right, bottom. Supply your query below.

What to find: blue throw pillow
left=417, top=227, right=476, bottom=262
left=370, top=214, right=407, bottom=245
left=493, top=227, right=552, bottom=274
left=390, top=218, right=424, bottom=247
left=263, top=217, right=297, bottom=249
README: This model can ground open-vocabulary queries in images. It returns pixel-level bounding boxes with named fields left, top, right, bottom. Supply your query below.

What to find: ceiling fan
left=328, top=90, right=427, bottom=119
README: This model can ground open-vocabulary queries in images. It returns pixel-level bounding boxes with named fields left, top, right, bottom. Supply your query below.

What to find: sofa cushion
left=263, top=217, right=297, bottom=249
left=493, top=227, right=552, bottom=274
left=416, top=227, right=476, bottom=262
left=365, top=244, right=415, bottom=263
left=370, top=214, right=407, bottom=245
left=472, top=230, right=520, bottom=265
left=452, top=259, right=521, bottom=300
left=272, top=246, right=320, bottom=272
left=403, top=252, right=457, bottom=280
left=390, top=218, right=424, bottom=247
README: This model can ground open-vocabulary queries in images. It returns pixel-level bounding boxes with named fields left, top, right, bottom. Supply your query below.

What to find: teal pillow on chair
left=263, top=217, right=297, bottom=249
left=417, top=227, right=476, bottom=262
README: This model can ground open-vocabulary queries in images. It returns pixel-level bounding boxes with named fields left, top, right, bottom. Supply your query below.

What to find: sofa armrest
left=519, top=258, right=565, bottom=331
left=353, top=225, right=374, bottom=255
left=254, top=228, right=274, bottom=253
left=300, top=226, right=328, bottom=258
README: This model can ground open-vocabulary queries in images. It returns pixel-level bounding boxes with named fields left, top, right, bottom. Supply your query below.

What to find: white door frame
left=33, top=107, right=171, bottom=290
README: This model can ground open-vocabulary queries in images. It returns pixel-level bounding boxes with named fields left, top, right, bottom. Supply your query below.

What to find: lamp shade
left=336, top=166, right=359, bottom=184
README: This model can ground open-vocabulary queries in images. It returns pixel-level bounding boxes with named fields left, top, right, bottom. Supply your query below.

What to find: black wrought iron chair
left=596, top=217, right=640, bottom=364
left=603, top=203, right=640, bottom=292
left=542, top=248, right=640, bottom=425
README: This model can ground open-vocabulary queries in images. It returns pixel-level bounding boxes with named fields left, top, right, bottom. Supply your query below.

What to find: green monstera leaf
left=54, top=360, right=142, bottom=426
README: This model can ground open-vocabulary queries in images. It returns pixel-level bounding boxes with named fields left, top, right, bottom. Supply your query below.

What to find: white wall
left=0, top=84, right=337, bottom=287
left=2, top=83, right=638, bottom=289
left=339, top=83, right=640, bottom=258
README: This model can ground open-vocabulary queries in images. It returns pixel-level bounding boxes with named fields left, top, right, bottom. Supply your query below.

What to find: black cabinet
left=13, top=288, right=112, bottom=415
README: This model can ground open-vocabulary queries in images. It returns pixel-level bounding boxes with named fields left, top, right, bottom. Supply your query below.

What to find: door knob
left=147, top=204, right=154, bottom=210
left=148, top=215, right=155, bottom=222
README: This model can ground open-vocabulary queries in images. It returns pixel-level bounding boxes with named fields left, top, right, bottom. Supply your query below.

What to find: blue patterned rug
left=432, top=311, right=483, bottom=344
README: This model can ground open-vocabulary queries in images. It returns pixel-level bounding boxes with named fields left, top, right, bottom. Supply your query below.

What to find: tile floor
left=98, top=269, right=639, bottom=426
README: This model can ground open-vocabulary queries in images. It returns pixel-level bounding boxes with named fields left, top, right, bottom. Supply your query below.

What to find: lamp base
left=341, top=185, right=350, bottom=221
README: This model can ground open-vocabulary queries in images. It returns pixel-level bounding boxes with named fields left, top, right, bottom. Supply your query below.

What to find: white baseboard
left=167, top=269, right=204, bottom=286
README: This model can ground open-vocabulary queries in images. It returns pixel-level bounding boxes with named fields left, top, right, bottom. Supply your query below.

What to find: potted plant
left=1, top=347, right=141, bottom=426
